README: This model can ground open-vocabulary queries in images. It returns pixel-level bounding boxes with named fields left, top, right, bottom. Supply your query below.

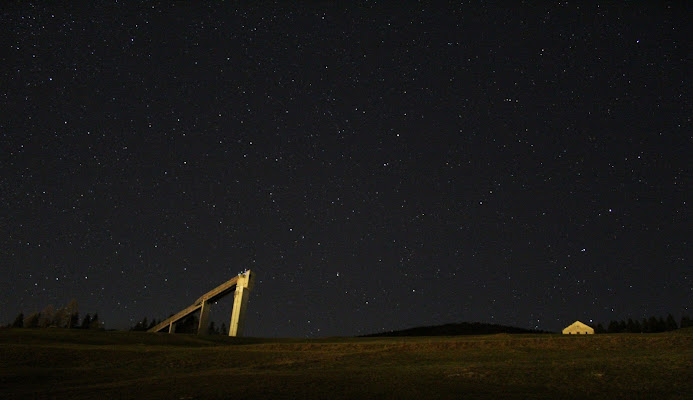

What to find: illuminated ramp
left=148, top=270, right=254, bottom=337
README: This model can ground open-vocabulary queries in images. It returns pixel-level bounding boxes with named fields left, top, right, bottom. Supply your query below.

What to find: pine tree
left=626, top=318, right=636, bottom=333
left=81, top=313, right=92, bottom=329
left=607, top=320, right=619, bottom=333
left=657, top=317, right=667, bottom=332
left=24, top=312, right=40, bottom=328
left=131, top=317, right=149, bottom=331
left=130, top=318, right=144, bottom=331
left=65, top=299, right=79, bottom=329
left=681, top=316, right=692, bottom=328
left=90, top=313, right=103, bottom=330
left=12, top=313, right=24, bottom=328
left=39, top=305, right=55, bottom=328
left=176, top=314, right=198, bottom=333
left=633, top=319, right=642, bottom=333
left=666, top=314, right=678, bottom=331
left=53, top=307, right=68, bottom=328
left=70, top=312, right=79, bottom=329
left=220, top=322, right=227, bottom=336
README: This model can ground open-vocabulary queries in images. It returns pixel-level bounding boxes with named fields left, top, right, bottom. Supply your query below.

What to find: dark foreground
left=1, top=328, right=691, bottom=399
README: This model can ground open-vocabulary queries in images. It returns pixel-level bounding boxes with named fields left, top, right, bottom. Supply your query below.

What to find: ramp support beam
left=197, top=300, right=212, bottom=335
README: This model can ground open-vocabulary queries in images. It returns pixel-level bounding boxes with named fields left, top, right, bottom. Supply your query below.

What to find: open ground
left=1, top=328, right=691, bottom=399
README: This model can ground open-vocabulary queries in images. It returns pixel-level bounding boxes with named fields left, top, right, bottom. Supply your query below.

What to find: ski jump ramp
left=148, top=270, right=254, bottom=337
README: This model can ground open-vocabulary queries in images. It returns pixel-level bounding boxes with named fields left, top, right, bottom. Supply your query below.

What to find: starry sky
left=1, top=2, right=690, bottom=337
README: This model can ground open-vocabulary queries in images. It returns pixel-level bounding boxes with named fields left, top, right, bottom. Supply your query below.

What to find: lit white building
left=562, top=321, right=595, bottom=335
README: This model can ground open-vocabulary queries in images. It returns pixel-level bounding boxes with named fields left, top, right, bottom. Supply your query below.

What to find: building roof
left=562, top=320, right=595, bottom=334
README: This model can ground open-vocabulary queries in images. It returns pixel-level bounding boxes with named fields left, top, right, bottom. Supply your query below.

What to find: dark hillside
left=362, top=322, right=550, bottom=337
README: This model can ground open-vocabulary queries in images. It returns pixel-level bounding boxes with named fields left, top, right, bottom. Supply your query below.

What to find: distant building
left=562, top=321, right=595, bottom=335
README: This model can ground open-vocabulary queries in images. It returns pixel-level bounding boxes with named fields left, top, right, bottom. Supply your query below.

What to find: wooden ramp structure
left=148, top=270, right=254, bottom=337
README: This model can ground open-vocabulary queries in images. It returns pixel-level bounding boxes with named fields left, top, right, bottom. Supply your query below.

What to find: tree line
left=130, top=314, right=228, bottom=335
left=7, top=299, right=104, bottom=330
left=592, top=314, right=692, bottom=334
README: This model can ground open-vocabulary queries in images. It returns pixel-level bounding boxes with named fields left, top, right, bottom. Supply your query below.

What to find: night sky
left=1, top=2, right=690, bottom=337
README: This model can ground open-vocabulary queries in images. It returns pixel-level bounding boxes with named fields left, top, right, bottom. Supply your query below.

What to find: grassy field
left=1, top=328, right=691, bottom=399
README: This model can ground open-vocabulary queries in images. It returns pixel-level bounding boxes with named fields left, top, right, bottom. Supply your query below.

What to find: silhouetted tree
left=648, top=316, right=661, bottom=333
left=53, top=307, right=68, bottom=328
left=148, top=319, right=157, bottom=330
left=594, top=323, right=606, bottom=334
left=39, top=305, right=55, bottom=328
left=176, top=314, right=198, bottom=334
left=659, top=317, right=667, bottom=332
left=220, top=322, right=227, bottom=336
left=65, top=299, right=79, bottom=328
left=208, top=321, right=218, bottom=335
left=89, top=313, right=103, bottom=330
left=12, top=313, right=24, bottom=328
left=607, top=320, right=619, bottom=333
left=24, top=312, right=40, bottom=328
left=131, top=317, right=149, bottom=331
left=70, top=311, right=79, bottom=329
left=633, top=319, right=642, bottom=333
left=659, top=317, right=668, bottom=332
left=666, top=314, right=678, bottom=331
left=681, top=316, right=692, bottom=328
left=81, top=313, right=92, bottom=329
left=641, top=318, right=650, bottom=333
left=626, top=318, right=636, bottom=333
